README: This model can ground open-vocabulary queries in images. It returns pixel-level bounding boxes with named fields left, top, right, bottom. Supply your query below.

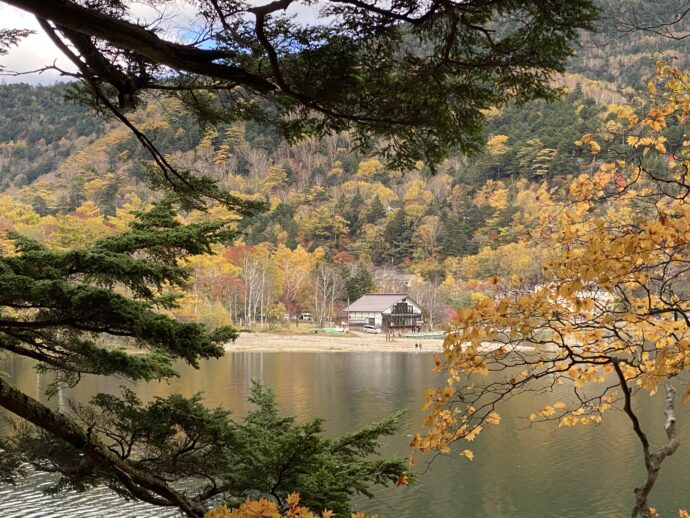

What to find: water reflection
left=1, top=352, right=689, bottom=517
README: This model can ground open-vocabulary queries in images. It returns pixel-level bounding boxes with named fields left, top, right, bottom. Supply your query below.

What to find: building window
left=393, top=302, right=412, bottom=314
left=383, top=313, right=416, bottom=328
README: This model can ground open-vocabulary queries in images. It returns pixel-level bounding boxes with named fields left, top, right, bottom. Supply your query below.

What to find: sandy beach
left=225, top=331, right=444, bottom=353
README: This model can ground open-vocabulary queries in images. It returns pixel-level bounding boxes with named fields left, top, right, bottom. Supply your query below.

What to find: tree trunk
left=630, top=381, right=680, bottom=518
left=613, top=360, right=680, bottom=518
left=0, top=378, right=206, bottom=517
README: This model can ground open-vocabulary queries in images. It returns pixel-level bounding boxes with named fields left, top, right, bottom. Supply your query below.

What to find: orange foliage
left=204, top=493, right=375, bottom=518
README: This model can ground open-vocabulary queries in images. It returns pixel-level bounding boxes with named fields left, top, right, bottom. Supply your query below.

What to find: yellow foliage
left=111, top=194, right=146, bottom=232
left=265, top=165, right=289, bottom=190
left=460, top=243, right=541, bottom=283
left=403, top=179, right=435, bottom=219
left=0, top=194, right=41, bottom=228
left=539, top=405, right=555, bottom=418
left=355, top=158, right=385, bottom=179
left=487, top=188, right=508, bottom=209
left=340, top=180, right=397, bottom=204
left=47, top=201, right=115, bottom=250
left=169, top=294, right=234, bottom=328
left=464, top=425, right=482, bottom=441
left=486, top=134, right=509, bottom=156
left=574, top=134, right=601, bottom=154
left=272, top=244, right=323, bottom=307
left=484, top=412, right=501, bottom=425
left=416, top=65, right=690, bottom=478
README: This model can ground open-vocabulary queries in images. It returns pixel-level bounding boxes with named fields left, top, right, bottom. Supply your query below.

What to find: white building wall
left=348, top=311, right=382, bottom=325
left=346, top=296, right=426, bottom=329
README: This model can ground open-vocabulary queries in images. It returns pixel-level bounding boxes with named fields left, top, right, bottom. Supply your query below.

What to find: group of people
left=414, top=342, right=423, bottom=350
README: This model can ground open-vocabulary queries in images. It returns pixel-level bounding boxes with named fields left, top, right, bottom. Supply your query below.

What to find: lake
left=1, top=351, right=689, bottom=517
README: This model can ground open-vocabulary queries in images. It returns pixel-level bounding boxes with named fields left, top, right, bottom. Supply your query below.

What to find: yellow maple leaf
left=485, top=412, right=501, bottom=425
left=559, top=415, right=579, bottom=427
left=540, top=405, right=556, bottom=417
left=461, top=449, right=475, bottom=461
left=465, top=425, right=482, bottom=441
left=287, top=492, right=301, bottom=508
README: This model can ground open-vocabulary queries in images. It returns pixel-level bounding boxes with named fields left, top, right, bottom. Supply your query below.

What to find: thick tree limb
left=0, top=377, right=206, bottom=518
left=4, top=0, right=276, bottom=92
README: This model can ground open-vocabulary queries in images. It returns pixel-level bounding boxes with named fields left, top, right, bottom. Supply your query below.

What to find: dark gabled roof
left=344, top=294, right=418, bottom=312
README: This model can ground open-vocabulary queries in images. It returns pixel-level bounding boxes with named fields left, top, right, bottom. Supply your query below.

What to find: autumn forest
left=2, top=0, right=690, bottom=517
left=1, top=5, right=686, bottom=332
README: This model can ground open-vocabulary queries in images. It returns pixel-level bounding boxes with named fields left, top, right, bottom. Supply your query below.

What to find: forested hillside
left=0, top=83, right=104, bottom=188
left=0, top=0, right=688, bottom=329
left=572, top=0, right=690, bottom=87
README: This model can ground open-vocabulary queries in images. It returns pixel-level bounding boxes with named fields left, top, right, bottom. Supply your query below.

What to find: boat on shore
left=402, top=332, right=445, bottom=339
left=309, top=327, right=348, bottom=334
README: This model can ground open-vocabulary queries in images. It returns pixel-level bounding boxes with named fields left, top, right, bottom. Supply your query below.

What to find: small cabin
left=344, top=294, right=423, bottom=331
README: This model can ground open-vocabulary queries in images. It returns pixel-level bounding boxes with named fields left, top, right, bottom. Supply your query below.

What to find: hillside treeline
left=0, top=3, right=687, bottom=329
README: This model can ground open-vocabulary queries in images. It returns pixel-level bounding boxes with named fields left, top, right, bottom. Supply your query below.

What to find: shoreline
left=224, top=332, right=444, bottom=353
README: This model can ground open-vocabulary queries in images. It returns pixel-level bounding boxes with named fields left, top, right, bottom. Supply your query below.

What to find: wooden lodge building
left=344, top=294, right=423, bottom=332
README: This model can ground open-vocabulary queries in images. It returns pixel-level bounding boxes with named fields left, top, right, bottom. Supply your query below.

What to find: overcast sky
left=0, top=1, right=206, bottom=84
left=0, top=1, right=321, bottom=85
left=0, top=4, right=76, bottom=84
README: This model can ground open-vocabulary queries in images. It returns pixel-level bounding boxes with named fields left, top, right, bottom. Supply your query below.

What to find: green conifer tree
left=346, top=189, right=365, bottom=235
left=383, top=208, right=413, bottom=264
left=346, top=263, right=376, bottom=302
left=365, top=195, right=387, bottom=224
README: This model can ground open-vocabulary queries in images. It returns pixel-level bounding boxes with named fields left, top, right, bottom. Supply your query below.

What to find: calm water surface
left=1, top=351, right=689, bottom=517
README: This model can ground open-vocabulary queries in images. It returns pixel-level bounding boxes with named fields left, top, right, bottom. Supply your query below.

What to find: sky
left=0, top=4, right=76, bottom=84
left=0, top=1, right=205, bottom=84
left=0, top=1, right=321, bottom=85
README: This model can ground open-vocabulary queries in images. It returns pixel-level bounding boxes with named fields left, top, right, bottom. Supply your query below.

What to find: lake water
left=1, top=351, right=690, bottom=517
